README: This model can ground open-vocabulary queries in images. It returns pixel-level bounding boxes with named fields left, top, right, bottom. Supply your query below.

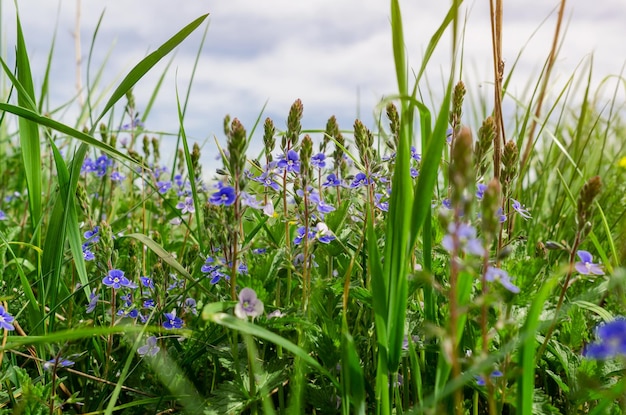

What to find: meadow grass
left=1, top=1, right=626, bottom=414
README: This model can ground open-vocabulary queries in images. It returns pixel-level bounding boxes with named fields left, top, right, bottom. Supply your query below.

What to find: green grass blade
left=94, top=13, right=209, bottom=125
left=341, top=318, right=366, bottom=415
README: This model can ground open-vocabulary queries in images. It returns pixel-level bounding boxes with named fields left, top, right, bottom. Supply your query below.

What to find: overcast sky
left=2, top=0, right=625, bottom=173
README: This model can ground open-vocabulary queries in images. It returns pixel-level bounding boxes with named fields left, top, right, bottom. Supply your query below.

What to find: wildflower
left=240, top=192, right=263, bottom=209
left=83, top=246, right=95, bottom=261
left=350, top=172, right=372, bottom=188
left=475, top=370, right=503, bottom=386
left=252, top=248, right=267, bottom=255
left=476, top=183, right=487, bottom=200
left=442, top=222, right=485, bottom=256
left=311, top=153, right=327, bottom=169
left=374, top=193, right=389, bottom=212
left=485, top=266, right=520, bottom=293
left=137, top=336, right=160, bottom=357
left=263, top=200, right=276, bottom=217
left=143, top=299, right=155, bottom=309
left=293, top=226, right=315, bottom=245
left=163, top=309, right=184, bottom=329
left=308, top=191, right=335, bottom=215
left=267, top=309, right=284, bottom=319
left=176, top=197, right=195, bottom=214
left=254, top=171, right=280, bottom=191
left=277, top=150, right=300, bottom=173
left=618, top=156, right=626, bottom=169
left=442, top=199, right=452, bottom=210
left=410, top=146, right=421, bottom=162
left=44, top=357, right=75, bottom=371
left=315, top=222, right=335, bottom=244
left=102, top=269, right=131, bottom=289
left=86, top=292, right=100, bottom=313
left=184, top=298, right=198, bottom=315
left=156, top=180, right=172, bottom=194
left=511, top=198, right=531, bottom=220
left=575, top=250, right=604, bottom=275
left=209, top=186, right=236, bottom=206
left=94, top=154, right=113, bottom=177
left=584, top=318, right=626, bottom=359
left=410, top=168, right=419, bottom=179
left=322, top=173, right=342, bottom=187
left=0, top=210, right=6, bottom=221
left=140, top=276, right=155, bottom=289
left=84, top=226, right=100, bottom=243
left=235, top=288, right=264, bottom=319
left=110, top=171, right=126, bottom=182
left=0, top=306, right=15, bottom=331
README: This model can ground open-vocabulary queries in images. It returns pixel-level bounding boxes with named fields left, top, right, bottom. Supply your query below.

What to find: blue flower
left=0, top=210, right=6, bottom=221
left=410, top=168, right=419, bottom=179
left=322, top=173, right=342, bottom=187
left=176, top=197, right=195, bottom=214
left=184, top=298, right=198, bottom=315
left=277, top=150, right=300, bottom=173
left=110, top=171, right=126, bottom=182
left=86, top=292, right=99, bottom=313
left=137, top=336, right=160, bottom=357
left=0, top=306, right=15, bottom=331
left=311, top=153, right=327, bottom=169
left=235, top=288, right=264, bottom=319
left=102, top=269, right=131, bottom=289
left=475, top=370, right=503, bottom=386
left=83, top=246, right=95, bottom=261
left=209, top=186, right=236, bottom=206
left=410, top=146, right=421, bottom=162
left=584, top=318, right=626, bottom=359
left=157, top=180, right=172, bottom=194
left=44, top=357, right=75, bottom=371
left=442, top=223, right=485, bottom=256
left=374, top=193, right=389, bottom=212
left=315, top=222, right=335, bottom=244
left=143, top=299, right=155, bottom=309
left=293, top=226, right=315, bottom=245
left=140, top=276, right=155, bottom=289
left=575, top=250, right=604, bottom=275
left=511, top=198, right=531, bottom=220
left=254, top=171, right=281, bottom=191
left=83, top=226, right=100, bottom=244
left=350, top=172, right=372, bottom=188
left=163, top=309, right=184, bottom=329
left=476, top=183, right=487, bottom=200
left=485, top=266, right=520, bottom=293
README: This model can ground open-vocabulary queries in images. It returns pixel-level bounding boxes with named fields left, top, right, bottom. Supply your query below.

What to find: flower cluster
left=584, top=318, right=626, bottom=359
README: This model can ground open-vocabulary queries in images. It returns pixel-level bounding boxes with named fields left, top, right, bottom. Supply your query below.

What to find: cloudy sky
left=2, top=0, right=625, bottom=173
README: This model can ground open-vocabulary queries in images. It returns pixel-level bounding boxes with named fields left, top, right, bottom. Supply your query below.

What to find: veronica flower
left=410, top=146, right=422, bottom=162
left=311, top=153, right=327, bottom=169
left=83, top=246, right=95, bottom=261
left=277, top=150, right=301, bottom=173
left=442, top=222, right=485, bottom=256
left=209, top=186, right=236, bottom=206
left=315, top=222, right=335, bottom=244
left=240, top=192, right=263, bottom=209
left=102, top=269, right=131, bottom=289
left=575, top=250, right=604, bottom=275
left=140, top=276, right=155, bottom=289
left=235, top=288, right=264, bottom=319
left=584, top=318, right=626, bottom=359
left=163, top=309, right=184, bottom=329
left=44, top=357, right=75, bottom=371
left=156, top=180, right=172, bottom=194
left=110, top=171, right=126, bottom=182
left=263, top=200, right=277, bottom=217
left=0, top=210, right=6, bottom=221
left=0, top=306, right=15, bottom=331
left=511, top=198, right=531, bottom=220
left=293, top=226, right=316, bottom=245
left=86, top=292, right=99, bottom=313
left=350, top=172, right=372, bottom=188
left=410, top=168, right=419, bottom=179
left=176, top=197, right=195, bottom=214
left=254, top=171, right=280, bottom=191
left=475, top=370, right=503, bottom=386
left=184, top=298, right=198, bottom=315
left=83, top=226, right=100, bottom=244
left=476, top=183, right=487, bottom=200
left=485, top=266, right=520, bottom=293
left=322, top=173, right=342, bottom=187
left=375, top=193, right=389, bottom=212
left=137, top=336, right=160, bottom=357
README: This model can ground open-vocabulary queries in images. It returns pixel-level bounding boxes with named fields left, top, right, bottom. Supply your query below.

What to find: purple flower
left=209, top=186, right=236, bottom=206
left=240, top=192, right=263, bottom=209
left=44, top=357, right=75, bottom=371
left=315, top=222, right=335, bottom=244
left=410, top=146, right=421, bottom=162
left=584, top=318, right=626, bottom=359
left=350, top=172, right=372, bottom=189
left=277, top=150, right=300, bottom=173
left=143, top=299, right=155, bottom=309
left=102, top=269, right=131, bottom=289
left=476, top=183, right=487, bottom=200
left=110, top=171, right=126, bottom=182
left=83, top=226, right=100, bottom=243
left=485, top=266, right=520, bottom=293
left=254, top=171, right=280, bottom=191
left=235, top=288, right=264, bottom=319
left=311, top=153, right=327, bottom=169
left=575, top=250, right=604, bottom=275
left=137, top=336, right=160, bottom=357
left=0, top=306, right=15, bottom=331
left=184, top=298, right=198, bottom=315
left=157, top=180, right=172, bottom=194
left=140, top=276, right=155, bottom=289
left=475, top=370, right=503, bottom=386
left=442, top=223, right=485, bottom=256
left=86, top=292, right=100, bottom=313
left=410, top=168, right=419, bottom=179
left=83, top=246, right=95, bottom=261
left=294, top=226, right=315, bottom=245
left=176, top=197, right=195, bottom=214
left=375, top=193, right=389, bottom=212
left=322, top=173, right=342, bottom=187
left=0, top=210, right=7, bottom=221
left=511, top=198, right=531, bottom=220
left=163, top=309, right=184, bottom=329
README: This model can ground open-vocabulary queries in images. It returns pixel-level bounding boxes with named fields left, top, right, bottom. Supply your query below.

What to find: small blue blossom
left=110, top=171, right=126, bottom=182
left=240, top=192, right=263, bottom=209
left=315, top=222, right=335, bottom=244
left=86, top=292, right=99, bottom=313
left=137, top=336, right=160, bottom=357
left=322, top=173, right=342, bottom=187
left=163, top=309, right=184, bottom=329
left=83, top=226, right=100, bottom=244
left=0, top=306, right=16, bottom=331
left=209, top=186, right=236, bottom=206
left=176, top=197, right=195, bottom=214
left=184, top=298, right=198, bottom=315
left=485, top=266, right=520, bottom=293
left=0, top=210, right=6, bottom=221
left=584, top=318, right=626, bottom=359
left=511, top=198, right=531, bottom=220
left=44, top=357, right=75, bottom=371
left=143, top=299, right=155, bottom=309
left=374, top=193, right=389, bottom=212
left=575, top=250, right=604, bottom=275
left=294, top=226, right=316, bottom=245
left=83, top=246, right=95, bottom=261
left=254, top=171, right=281, bottom=191
left=475, top=370, right=503, bottom=386
left=350, top=172, right=372, bottom=189
left=410, top=168, right=419, bottom=179
left=140, top=276, right=155, bottom=289
left=102, top=269, right=131, bottom=289
left=410, top=146, right=421, bottom=162
left=277, top=150, right=301, bottom=173
left=476, top=183, right=487, bottom=200
left=442, top=223, right=485, bottom=256
left=252, top=248, right=267, bottom=255
left=235, top=288, right=264, bottom=319
left=157, top=180, right=172, bottom=194
left=311, top=153, right=327, bottom=169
